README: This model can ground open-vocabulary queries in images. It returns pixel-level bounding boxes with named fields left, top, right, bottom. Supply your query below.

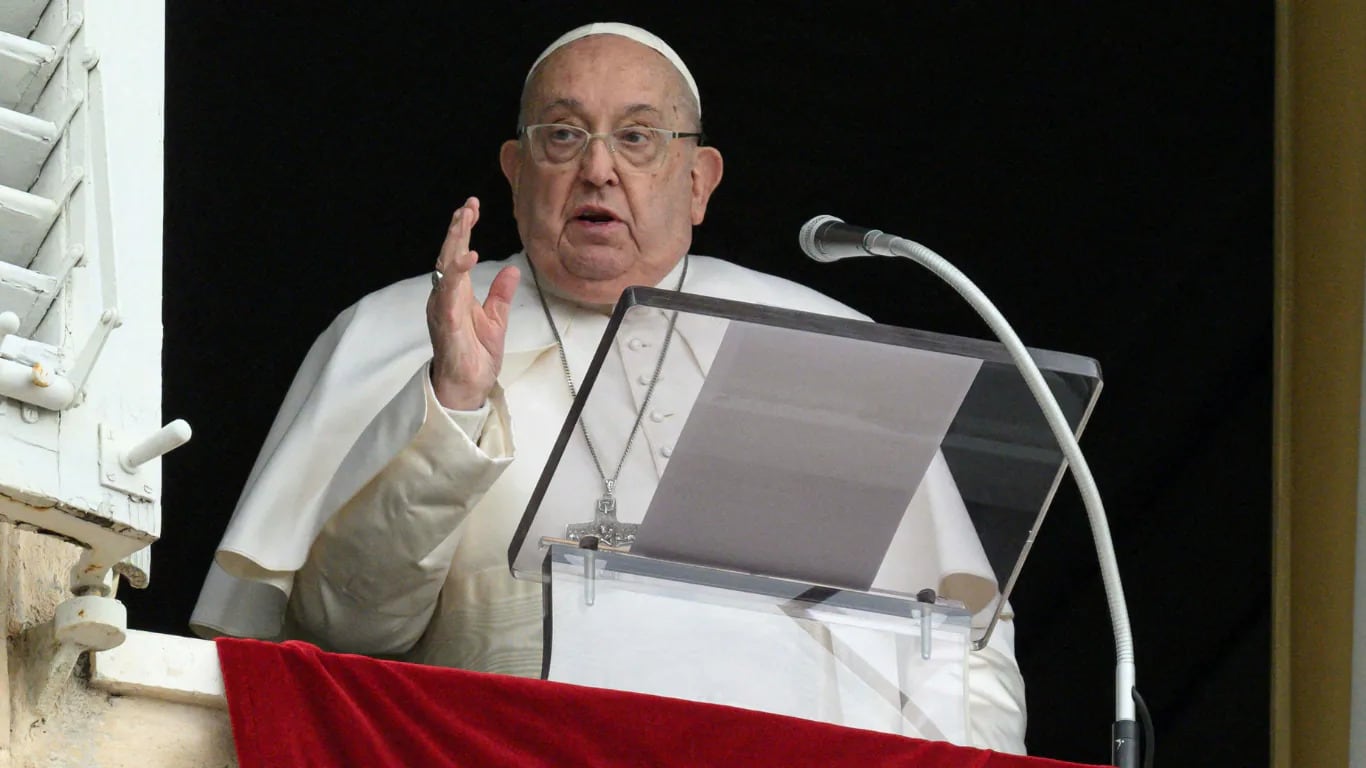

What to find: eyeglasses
left=518, top=124, right=704, bottom=171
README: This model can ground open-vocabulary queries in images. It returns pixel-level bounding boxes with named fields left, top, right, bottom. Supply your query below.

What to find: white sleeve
left=442, top=400, right=490, bottom=440
left=287, top=373, right=514, bottom=655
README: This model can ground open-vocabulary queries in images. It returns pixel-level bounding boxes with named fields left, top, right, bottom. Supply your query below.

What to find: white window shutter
left=0, top=1, right=179, bottom=606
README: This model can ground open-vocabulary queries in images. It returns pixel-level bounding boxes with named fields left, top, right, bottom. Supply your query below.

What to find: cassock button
left=627, top=338, right=646, bottom=351
left=660, top=445, right=673, bottom=458
left=649, top=411, right=666, bottom=423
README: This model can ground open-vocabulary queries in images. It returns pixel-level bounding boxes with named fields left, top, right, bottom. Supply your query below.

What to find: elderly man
left=192, top=22, right=1026, bottom=753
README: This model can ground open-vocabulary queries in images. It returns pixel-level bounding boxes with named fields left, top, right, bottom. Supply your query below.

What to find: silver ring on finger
left=431, top=269, right=444, bottom=290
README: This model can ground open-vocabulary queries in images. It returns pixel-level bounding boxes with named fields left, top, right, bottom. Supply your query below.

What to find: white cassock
left=191, top=251, right=1027, bottom=753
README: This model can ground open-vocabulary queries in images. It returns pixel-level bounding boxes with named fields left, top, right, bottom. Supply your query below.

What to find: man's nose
left=577, top=136, right=618, bottom=186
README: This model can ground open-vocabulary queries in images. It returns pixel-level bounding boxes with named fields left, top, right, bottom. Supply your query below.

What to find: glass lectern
left=508, top=287, right=1102, bottom=743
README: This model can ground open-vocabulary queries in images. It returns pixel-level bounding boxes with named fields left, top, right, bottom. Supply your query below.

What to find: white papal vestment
left=191, top=252, right=1026, bottom=752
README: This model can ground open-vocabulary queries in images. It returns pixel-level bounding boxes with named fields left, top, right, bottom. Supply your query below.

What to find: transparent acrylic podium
left=508, top=287, right=1102, bottom=742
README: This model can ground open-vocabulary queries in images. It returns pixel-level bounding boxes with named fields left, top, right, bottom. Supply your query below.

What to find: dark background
left=133, top=4, right=1273, bottom=765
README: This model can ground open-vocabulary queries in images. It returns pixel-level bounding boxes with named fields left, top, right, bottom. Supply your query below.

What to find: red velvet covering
left=217, top=637, right=1105, bottom=768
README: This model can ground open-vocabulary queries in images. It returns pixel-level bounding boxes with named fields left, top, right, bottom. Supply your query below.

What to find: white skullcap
left=526, top=22, right=701, bottom=116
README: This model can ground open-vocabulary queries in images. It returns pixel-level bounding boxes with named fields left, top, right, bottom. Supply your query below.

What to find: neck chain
left=527, top=255, right=689, bottom=535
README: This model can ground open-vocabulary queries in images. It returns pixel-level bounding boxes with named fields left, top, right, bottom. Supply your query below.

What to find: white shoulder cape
left=191, top=252, right=867, bottom=638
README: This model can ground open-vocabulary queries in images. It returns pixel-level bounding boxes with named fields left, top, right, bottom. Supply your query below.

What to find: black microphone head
left=799, top=215, right=844, bottom=262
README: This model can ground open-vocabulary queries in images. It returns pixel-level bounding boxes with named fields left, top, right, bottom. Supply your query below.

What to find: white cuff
left=421, top=368, right=492, bottom=441
left=441, top=399, right=491, bottom=441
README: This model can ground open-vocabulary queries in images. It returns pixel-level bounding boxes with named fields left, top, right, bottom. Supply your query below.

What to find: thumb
left=484, top=265, right=521, bottom=327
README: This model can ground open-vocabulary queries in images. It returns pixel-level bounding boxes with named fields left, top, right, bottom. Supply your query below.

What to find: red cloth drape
left=216, top=637, right=1105, bottom=768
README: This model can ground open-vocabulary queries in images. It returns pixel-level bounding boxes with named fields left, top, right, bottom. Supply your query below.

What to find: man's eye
left=616, top=129, right=654, bottom=146
left=546, top=126, right=581, bottom=143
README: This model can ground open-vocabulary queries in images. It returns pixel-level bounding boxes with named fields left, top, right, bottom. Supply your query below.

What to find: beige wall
left=3, top=524, right=235, bottom=768
left=1273, top=1, right=1366, bottom=766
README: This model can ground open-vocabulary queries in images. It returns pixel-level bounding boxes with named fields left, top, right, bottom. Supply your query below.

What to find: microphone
left=801, top=215, right=1142, bottom=768
left=798, top=215, right=906, bottom=262
left=799, top=216, right=871, bottom=261
left=799, top=214, right=912, bottom=263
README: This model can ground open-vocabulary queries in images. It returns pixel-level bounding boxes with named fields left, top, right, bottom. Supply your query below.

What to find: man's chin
left=559, top=244, right=636, bottom=284
left=529, top=251, right=632, bottom=306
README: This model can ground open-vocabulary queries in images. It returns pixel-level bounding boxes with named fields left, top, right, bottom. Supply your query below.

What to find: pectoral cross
left=566, top=479, right=639, bottom=548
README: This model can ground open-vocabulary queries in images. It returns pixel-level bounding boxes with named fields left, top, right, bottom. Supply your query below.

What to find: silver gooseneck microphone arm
left=801, top=216, right=1138, bottom=768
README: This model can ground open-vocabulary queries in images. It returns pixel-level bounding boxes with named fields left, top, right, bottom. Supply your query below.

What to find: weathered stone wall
left=3, top=524, right=235, bottom=768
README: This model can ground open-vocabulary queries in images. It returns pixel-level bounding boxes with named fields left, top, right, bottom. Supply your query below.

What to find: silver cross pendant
left=566, top=481, right=639, bottom=548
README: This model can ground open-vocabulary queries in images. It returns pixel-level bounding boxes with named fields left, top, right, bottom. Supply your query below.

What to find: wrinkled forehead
left=522, top=36, right=698, bottom=125
left=525, top=23, right=700, bottom=112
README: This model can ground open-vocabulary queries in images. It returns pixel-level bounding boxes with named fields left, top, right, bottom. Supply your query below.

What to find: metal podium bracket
left=579, top=536, right=600, bottom=607
left=915, top=588, right=938, bottom=660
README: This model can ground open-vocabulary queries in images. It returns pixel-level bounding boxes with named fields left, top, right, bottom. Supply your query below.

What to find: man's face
left=500, top=35, right=723, bottom=305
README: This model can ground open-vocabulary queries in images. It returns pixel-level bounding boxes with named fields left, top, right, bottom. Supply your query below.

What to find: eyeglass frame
left=516, top=123, right=706, bottom=171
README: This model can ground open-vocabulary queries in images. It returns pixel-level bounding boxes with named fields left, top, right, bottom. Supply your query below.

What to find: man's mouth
left=572, top=206, right=621, bottom=225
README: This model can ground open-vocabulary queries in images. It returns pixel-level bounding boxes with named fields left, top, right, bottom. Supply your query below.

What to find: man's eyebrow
left=533, top=99, right=666, bottom=121
left=534, top=98, right=584, bottom=120
left=621, top=104, right=664, bottom=119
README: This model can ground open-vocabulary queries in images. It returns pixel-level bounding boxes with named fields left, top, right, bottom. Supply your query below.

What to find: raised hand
left=426, top=197, right=521, bottom=410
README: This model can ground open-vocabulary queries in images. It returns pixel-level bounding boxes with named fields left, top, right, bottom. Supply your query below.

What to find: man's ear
left=499, top=140, right=523, bottom=201
left=689, top=146, right=724, bottom=225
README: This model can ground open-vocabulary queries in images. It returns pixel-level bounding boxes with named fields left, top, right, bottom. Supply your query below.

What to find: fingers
left=435, top=196, right=481, bottom=278
left=466, top=196, right=480, bottom=228
left=423, top=198, right=505, bottom=411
